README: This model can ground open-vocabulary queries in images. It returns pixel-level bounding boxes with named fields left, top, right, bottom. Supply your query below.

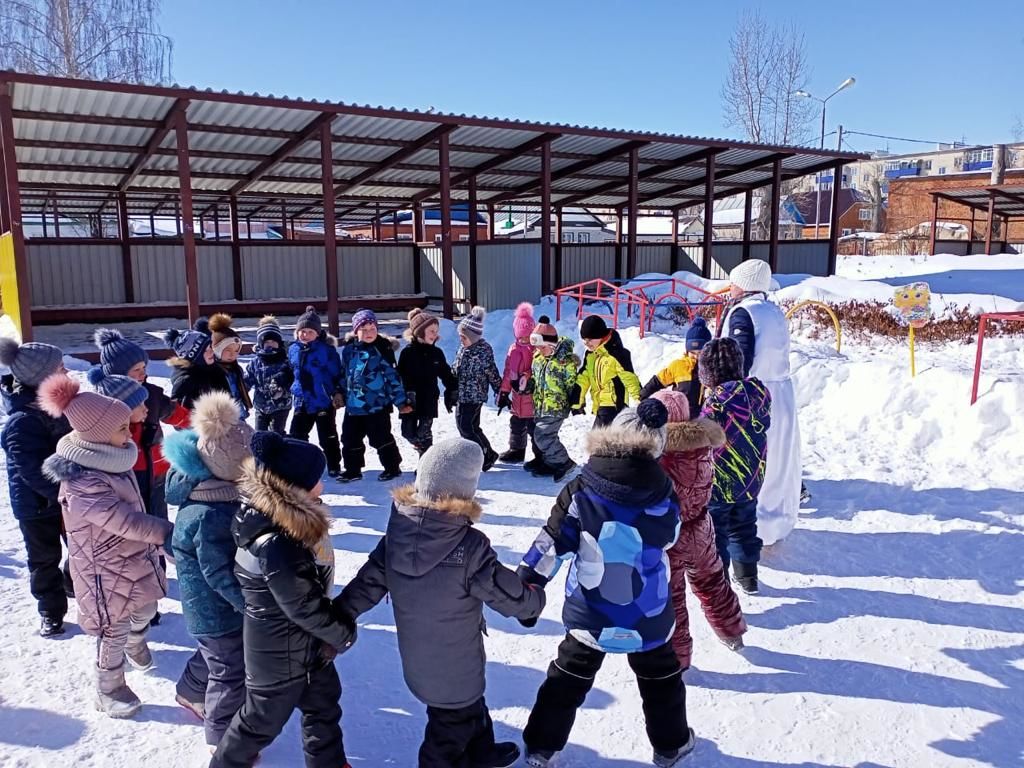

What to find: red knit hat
left=512, top=302, right=535, bottom=340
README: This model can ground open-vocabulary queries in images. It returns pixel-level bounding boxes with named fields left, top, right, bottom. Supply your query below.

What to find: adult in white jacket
left=720, top=260, right=802, bottom=545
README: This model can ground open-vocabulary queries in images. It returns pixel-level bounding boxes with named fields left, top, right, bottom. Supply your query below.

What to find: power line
left=844, top=129, right=953, bottom=146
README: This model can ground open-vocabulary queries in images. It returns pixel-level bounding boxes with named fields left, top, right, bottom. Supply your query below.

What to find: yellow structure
left=0, top=233, right=23, bottom=341
left=785, top=300, right=842, bottom=353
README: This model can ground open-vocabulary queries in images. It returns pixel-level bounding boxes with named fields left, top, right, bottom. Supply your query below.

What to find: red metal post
left=280, top=201, right=288, bottom=240
left=40, top=203, right=48, bottom=238
left=928, top=195, right=938, bottom=255
left=229, top=195, right=243, bottom=300
left=0, top=82, right=35, bottom=339
left=742, top=189, right=753, bottom=262
left=373, top=203, right=381, bottom=242
left=541, top=140, right=553, bottom=295
left=213, top=205, right=220, bottom=241
left=173, top=110, right=200, bottom=325
left=627, top=146, right=639, bottom=280
left=486, top=203, right=495, bottom=241
left=968, top=208, right=976, bottom=252
left=468, top=176, right=478, bottom=306
left=702, top=153, right=715, bottom=278
left=439, top=132, right=454, bottom=319
left=320, top=120, right=339, bottom=335
left=117, top=191, right=135, bottom=303
left=985, top=193, right=995, bottom=255
left=0, top=116, right=9, bottom=234
left=51, top=195, right=60, bottom=238
left=413, top=201, right=424, bottom=243
left=615, top=208, right=624, bottom=280
left=971, top=316, right=988, bottom=405
left=175, top=201, right=182, bottom=236
left=828, top=161, right=843, bottom=274
left=554, top=206, right=563, bottom=286
left=769, top=158, right=782, bottom=272
left=669, top=207, right=680, bottom=274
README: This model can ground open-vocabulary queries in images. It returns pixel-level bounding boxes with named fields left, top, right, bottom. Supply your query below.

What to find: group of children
left=0, top=266, right=783, bottom=766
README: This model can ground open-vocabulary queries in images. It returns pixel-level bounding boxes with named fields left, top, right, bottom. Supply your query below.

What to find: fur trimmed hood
left=586, top=423, right=661, bottom=459
left=392, top=484, right=482, bottom=523
left=238, top=458, right=329, bottom=549
left=42, top=452, right=88, bottom=482
left=665, top=418, right=726, bottom=453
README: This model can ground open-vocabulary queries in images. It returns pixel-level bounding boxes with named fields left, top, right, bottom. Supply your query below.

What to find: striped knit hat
left=256, top=315, right=283, bottom=347
left=458, top=306, right=487, bottom=343
left=87, top=366, right=148, bottom=411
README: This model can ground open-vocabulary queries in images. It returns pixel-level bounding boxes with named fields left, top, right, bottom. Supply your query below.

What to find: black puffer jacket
left=336, top=485, right=544, bottom=709
left=1, top=376, right=71, bottom=521
left=232, top=461, right=355, bottom=690
left=168, top=358, right=231, bottom=411
left=397, top=339, right=458, bottom=420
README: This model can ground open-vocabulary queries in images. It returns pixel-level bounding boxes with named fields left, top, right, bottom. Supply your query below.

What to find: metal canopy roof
left=930, top=185, right=1024, bottom=218
left=2, top=71, right=865, bottom=227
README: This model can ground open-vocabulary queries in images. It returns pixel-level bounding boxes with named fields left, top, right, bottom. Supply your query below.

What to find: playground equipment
left=555, top=277, right=725, bottom=339
left=971, top=311, right=1024, bottom=404
left=785, top=300, right=842, bottom=353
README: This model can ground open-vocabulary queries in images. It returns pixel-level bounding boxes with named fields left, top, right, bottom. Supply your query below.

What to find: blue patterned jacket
left=339, top=335, right=407, bottom=416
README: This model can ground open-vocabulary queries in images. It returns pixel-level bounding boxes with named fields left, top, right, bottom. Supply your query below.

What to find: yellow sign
left=0, top=232, right=22, bottom=341
left=893, top=282, right=932, bottom=329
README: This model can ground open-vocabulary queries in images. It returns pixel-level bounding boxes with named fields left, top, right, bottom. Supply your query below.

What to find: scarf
left=56, top=433, right=139, bottom=474
left=189, top=478, right=240, bottom=503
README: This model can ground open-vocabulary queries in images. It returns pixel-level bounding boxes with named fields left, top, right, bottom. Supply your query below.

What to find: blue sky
left=160, top=0, right=1023, bottom=155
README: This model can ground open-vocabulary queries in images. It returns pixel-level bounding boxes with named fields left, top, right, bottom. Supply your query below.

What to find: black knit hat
left=579, top=315, right=609, bottom=340
left=698, top=338, right=745, bottom=389
left=250, top=430, right=326, bottom=492
left=296, top=305, right=323, bottom=335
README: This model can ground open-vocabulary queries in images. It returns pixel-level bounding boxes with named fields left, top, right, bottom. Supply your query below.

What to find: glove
left=331, top=392, right=345, bottom=410
left=443, top=389, right=458, bottom=413
left=570, top=406, right=586, bottom=416
left=320, top=643, right=339, bottom=662
left=405, top=391, right=417, bottom=410
left=398, top=404, right=413, bottom=415
left=496, top=391, right=512, bottom=415
left=518, top=615, right=539, bottom=629
left=523, top=378, right=536, bottom=395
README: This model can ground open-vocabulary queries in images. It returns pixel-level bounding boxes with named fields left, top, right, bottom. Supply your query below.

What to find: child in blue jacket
left=288, top=306, right=343, bottom=478
left=244, top=316, right=294, bottom=434
left=338, top=309, right=411, bottom=483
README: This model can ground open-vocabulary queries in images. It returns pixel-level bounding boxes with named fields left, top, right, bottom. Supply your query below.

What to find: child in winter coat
left=517, top=399, right=695, bottom=767
left=213, top=431, right=355, bottom=768
left=398, top=308, right=458, bottom=456
left=639, top=317, right=712, bottom=417
left=528, top=316, right=579, bottom=482
left=166, top=392, right=254, bottom=749
left=572, top=316, right=641, bottom=428
left=93, top=329, right=191, bottom=527
left=698, top=338, right=772, bottom=594
left=243, top=316, right=294, bottom=434
left=337, top=437, right=545, bottom=768
left=209, top=314, right=253, bottom=420
left=650, top=389, right=746, bottom=668
left=0, top=338, right=71, bottom=636
left=39, top=376, right=173, bottom=719
left=164, top=325, right=232, bottom=411
left=497, top=302, right=538, bottom=465
left=453, top=306, right=502, bottom=471
left=339, top=308, right=410, bottom=483
left=288, top=305, right=344, bottom=478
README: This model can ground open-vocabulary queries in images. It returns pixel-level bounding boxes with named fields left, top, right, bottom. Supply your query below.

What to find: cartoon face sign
left=893, top=282, right=931, bottom=328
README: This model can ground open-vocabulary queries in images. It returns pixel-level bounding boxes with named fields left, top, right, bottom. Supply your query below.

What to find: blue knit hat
left=94, top=328, right=148, bottom=376
left=87, top=366, right=148, bottom=410
left=351, top=308, right=378, bottom=334
left=250, top=430, right=326, bottom=492
left=163, top=327, right=211, bottom=364
left=685, top=317, right=712, bottom=352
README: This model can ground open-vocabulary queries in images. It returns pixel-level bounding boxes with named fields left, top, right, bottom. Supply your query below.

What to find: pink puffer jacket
left=500, top=340, right=535, bottom=419
left=44, top=454, right=170, bottom=635
left=659, top=418, right=747, bottom=668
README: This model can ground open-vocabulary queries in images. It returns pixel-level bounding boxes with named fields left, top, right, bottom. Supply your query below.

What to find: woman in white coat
left=719, top=260, right=802, bottom=547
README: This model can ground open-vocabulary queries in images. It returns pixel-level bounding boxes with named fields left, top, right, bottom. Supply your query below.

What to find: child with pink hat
left=496, top=302, right=538, bottom=465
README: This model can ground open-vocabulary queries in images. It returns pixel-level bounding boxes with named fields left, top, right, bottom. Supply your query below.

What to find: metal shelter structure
left=928, top=185, right=1024, bottom=255
left=0, top=71, right=864, bottom=340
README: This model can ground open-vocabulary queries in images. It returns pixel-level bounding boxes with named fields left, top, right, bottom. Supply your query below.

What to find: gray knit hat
left=611, top=399, right=670, bottom=459
left=87, top=366, right=148, bottom=410
left=192, top=391, right=254, bottom=482
left=458, top=306, right=487, bottom=343
left=415, top=437, right=484, bottom=501
left=296, top=305, right=323, bottom=335
left=0, top=338, right=64, bottom=388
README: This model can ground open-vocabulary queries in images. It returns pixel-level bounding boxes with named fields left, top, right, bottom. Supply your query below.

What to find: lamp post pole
left=796, top=77, right=855, bottom=240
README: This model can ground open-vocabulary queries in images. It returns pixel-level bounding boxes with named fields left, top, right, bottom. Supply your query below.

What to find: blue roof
left=382, top=203, right=487, bottom=224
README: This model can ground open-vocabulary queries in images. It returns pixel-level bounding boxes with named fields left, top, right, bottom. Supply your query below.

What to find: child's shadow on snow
left=0, top=701, right=86, bottom=749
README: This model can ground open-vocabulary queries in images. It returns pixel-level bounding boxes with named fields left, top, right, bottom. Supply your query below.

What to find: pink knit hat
left=38, top=374, right=132, bottom=443
left=512, top=302, right=535, bottom=341
left=650, top=389, right=690, bottom=423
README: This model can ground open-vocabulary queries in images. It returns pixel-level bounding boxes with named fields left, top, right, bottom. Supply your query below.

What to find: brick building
left=886, top=170, right=1024, bottom=240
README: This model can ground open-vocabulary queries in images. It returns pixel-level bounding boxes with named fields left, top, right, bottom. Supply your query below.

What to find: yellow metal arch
left=785, top=300, right=842, bottom=353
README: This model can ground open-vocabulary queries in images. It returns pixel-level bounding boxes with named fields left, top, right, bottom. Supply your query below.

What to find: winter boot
left=551, top=460, right=578, bottom=483
left=530, top=461, right=555, bottom=477
left=523, top=456, right=546, bottom=473
left=95, top=664, right=142, bottom=719
left=524, top=750, right=556, bottom=768
left=482, top=449, right=499, bottom=472
left=339, top=469, right=363, bottom=483
left=39, top=616, right=65, bottom=637
left=125, top=629, right=154, bottom=671
left=471, top=741, right=520, bottom=768
left=719, top=635, right=745, bottom=652
left=378, top=468, right=402, bottom=482
left=731, top=561, right=758, bottom=595
left=175, top=692, right=206, bottom=721
left=328, top=468, right=342, bottom=479
left=498, top=448, right=526, bottom=464
left=652, top=728, right=697, bottom=766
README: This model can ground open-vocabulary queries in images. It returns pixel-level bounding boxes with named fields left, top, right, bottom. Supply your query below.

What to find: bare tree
left=1013, top=115, right=1023, bottom=142
left=0, top=0, right=173, bottom=83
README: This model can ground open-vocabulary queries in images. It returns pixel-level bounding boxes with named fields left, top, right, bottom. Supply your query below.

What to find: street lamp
left=796, top=77, right=856, bottom=238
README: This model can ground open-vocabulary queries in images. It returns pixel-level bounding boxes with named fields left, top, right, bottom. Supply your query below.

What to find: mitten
left=496, top=391, right=512, bottom=414
left=443, top=389, right=458, bottom=413
left=331, top=392, right=345, bottom=410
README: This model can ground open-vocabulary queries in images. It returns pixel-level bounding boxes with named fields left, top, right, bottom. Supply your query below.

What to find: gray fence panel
left=776, top=241, right=830, bottom=275
left=476, top=242, right=542, bottom=309
left=338, top=244, right=415, bottom=297
left=933, top=239, right=971, bottom=256
left=452, top=245, right=470, bottom=305
left=199, top=245, right=235, bottom=303
left=560, top=245, right=617, bottom=284
left=132, top=244, right=185, bottom=303
left=27, top=243, right=126, bottom=307
left=749, top=244, right=770, bottom=263
left=708, top=244, right=744, bottom=280
left=678, top=245, right=702, bottom=275
left=241, top=245, right=326, bottom=301
left=420, top=246, right=443, bottom=298
left=635, top=244, right=671, bottom=276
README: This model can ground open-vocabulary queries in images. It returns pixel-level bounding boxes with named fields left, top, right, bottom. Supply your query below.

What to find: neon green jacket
left=573, top=341, right=641, bottom=413
left=532, top=338, right=579, bottom=418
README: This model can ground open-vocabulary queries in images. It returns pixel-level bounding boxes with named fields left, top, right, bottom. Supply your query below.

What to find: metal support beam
left=321, top=120, right=339, bottom=335
left=742, top=189, right=753, bottom=262
left=554, top=206, right=563, bottom=285
left=769, top=159, right=782, bottom=272
left=627, top=146, right=639, bottom=279
left=669, top=208, right=679, bottom=274
left=985, top=192, right=995, bottom=255
left=541, top=140, right=553, bottom=295
left=828, top=162, right=843, bottom=274
left=439, top=132, right=454, bottom=319
left=615, top=208, right=624, bottom=280
left=0, top=115, right=9, bottom=234
left=702, top=154, right=715, bottom=278
left=413, top=201, right=424, bottom=243
left=468, top=177, right=479, bottom=306
left=118, top=98, right=188, bottom=192
left=173, top=110, right=200, bottom=325
left=117, top=192, right=135, bottom=302
left=229, top=196, right=243, bottom=300
left=929, top=195, right=939, bottom=256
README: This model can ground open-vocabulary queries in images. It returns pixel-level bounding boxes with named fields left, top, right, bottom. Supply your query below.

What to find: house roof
left=786, top=188, right=868, bottom=226
left=929, top=184, right=1024, bottom=219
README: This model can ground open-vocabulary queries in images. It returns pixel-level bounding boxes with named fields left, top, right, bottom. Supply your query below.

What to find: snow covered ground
left=1, top=253, right=1023, bottom=767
